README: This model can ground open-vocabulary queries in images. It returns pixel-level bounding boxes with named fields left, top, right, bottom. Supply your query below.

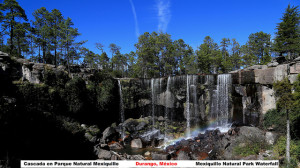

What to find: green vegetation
left=234, top=134, right=270, bottom=157
left=273, top=4, right=300, bottom=60
left=263, top=109, right=286, bottom=133
left=234, top=142, right=267, bottom=157
left=273, top=136, right=300, bottom=161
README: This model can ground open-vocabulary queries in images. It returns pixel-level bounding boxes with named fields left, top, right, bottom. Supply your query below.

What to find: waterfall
left=151, top=78, right=155, bottom=130
left=191, top=75, right=198, bottom=124
left=216, top=74, right=232, bottom=126
left=186, top=75, right=191, bottom=137
left=118, top=80, right=125, bottom=138
left=165, top=76, right=171, bottom=134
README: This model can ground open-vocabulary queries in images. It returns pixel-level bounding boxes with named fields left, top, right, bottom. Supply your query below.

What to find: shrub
left=273, top=136, right=300, bottom=161
left=63, top=77, right=87, bottom=114
left=263, top=109, right=286, bottom=133
left=234, top=135, right=270, bottom=157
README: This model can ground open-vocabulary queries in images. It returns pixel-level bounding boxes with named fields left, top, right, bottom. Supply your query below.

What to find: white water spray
left=118, top=80, right=125, bottom=138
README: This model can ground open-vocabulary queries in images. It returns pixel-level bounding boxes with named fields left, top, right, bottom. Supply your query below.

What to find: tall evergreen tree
left=273, top=78, right=293, bottom=164
left=32, top=7, right=50, bottom=62
left=220, top=38, right=232, bottom=72
left=231, top=38, right=241, bottom=70
left=273, top=4, right=300, bottom=60
left=135, top=32, right=159, bottom=78
left=248, top=31, right=271, bottom=64
left=196, top=36, right=221, bottom=74
left=49, top=9, right=63, bottom=67
left=241, top=43, right=256, bottom=68
left=1, top=0, right=28, bottom=55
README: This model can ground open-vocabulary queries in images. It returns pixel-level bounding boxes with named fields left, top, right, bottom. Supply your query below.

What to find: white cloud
left=129, top=0, right=140, bottom=38
left=157, top=0, right=171, bottom=32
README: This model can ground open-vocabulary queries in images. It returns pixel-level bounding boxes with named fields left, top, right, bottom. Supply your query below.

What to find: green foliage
left=273, top=136, right=300, bottom=161
left=241, top=31, right=271, bottom=67
left=1, top=0, right=28, bottom=55
left=273, top=77, right=293, bottom=110
left=63, top=77, right=87, bottom=114
left=17, top=82, right=51, bottom=112
left=263, top=109, right=286, bottom=133
left=234, top=137, right=270, bottom=157
left=88, top=71, right=117, bottom=110
left=196, top=36, right=222, bottom=73
left=281, top=158, right=299, bottom=168
left=234, top=143, right=262, bottom=157
left=273, top=4, right=300, bottom=59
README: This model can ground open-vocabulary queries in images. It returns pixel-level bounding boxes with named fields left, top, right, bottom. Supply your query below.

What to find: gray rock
left=238, top=126, right=265, bottom=141
left=84, top=132, right=96, bottom=143
left=158, top=116, right=165, bottom=122
left=245, top=65, right=268, bottom=70
left=102, top=127, right=117, bottom=142
left=57, top=65, right=66, bottom=70
left=151, top=153, right=170, bottom=160
left=131, top=138, right=143, bottom=148
left=265, top=132, right=277, bottom=145
left=131, top=155, right=145, bottom=160
left=16, top=58, right=29, bottom=64
left=144, top=151, right=151, bottom=157
left=294, top=57, right=300, bottom=62
left=267, top=62, right=279, bottom=67
left=0, top=51, right=9, bottom=57
left=177, top=151, right=191, bottom=160
left=136, top=121, right=147, bottom=131
left=109, top=142, right=124, bottom=150
left=97, top=149, right=112, bottom=160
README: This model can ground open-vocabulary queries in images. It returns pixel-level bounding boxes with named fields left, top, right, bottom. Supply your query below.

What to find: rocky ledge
left=94, top=116, right=277, bottom=160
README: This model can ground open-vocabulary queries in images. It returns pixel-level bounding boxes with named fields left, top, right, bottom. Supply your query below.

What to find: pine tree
left=49, top=9, right=63, bottom=67
left=196, top=36, right=221, bottom=74
left=231, top=38, right=241, bottom=70
left=247, top=31, right=271, bottom=64
left=1, top=0, right=28, bottom=55
left=273, top=78, right=293, bottom=164
left=220, top=38, right=232, bottom=72
left=273, top=4, right=300, bottom=60
left=32, top=7, right=50, bottom=62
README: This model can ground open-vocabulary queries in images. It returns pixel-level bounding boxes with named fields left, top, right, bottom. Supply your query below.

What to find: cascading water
left=191, top=75, right=198, bottom=125
left=216, top=74, right=232, bottom=126
left=151, top=78, right=155, bottom=130
left=164, top=76, right=171, bottom=141
left=186, top=75, right=191, bottom=137
left=118, top=80, right=125, bottom=138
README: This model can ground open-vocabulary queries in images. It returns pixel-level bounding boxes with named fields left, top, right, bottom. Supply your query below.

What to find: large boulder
left=177, top=151, right=191, bottom=160
left=98, top=149, right=112, bottom=160
left=109, top=142, right=124, bottom=150
left=265, top=132, right=277, bottom=145
left=131, top=138, right=143, bottom=148
left=101, top=127, right=119, bottom=143
left=0, top=51, right=9, bottom=57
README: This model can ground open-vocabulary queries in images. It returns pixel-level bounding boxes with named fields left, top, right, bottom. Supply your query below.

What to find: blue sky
left=14, top=0, right=300, bottom=57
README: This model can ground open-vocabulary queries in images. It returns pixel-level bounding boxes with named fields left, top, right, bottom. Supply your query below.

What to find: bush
left=273, top=136, right=300, bottom=161
left=263, top=109, right=286, bottom=133
left=234, top=135, right=270, bottom=157
left=63, top=77, right=88, bottom=114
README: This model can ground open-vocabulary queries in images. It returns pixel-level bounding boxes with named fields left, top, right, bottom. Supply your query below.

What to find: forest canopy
left=1, top=0, right=300, bottom=78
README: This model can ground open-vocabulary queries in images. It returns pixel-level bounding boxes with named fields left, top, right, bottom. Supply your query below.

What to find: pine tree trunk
left=286, top=108, right=290, bottom=163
